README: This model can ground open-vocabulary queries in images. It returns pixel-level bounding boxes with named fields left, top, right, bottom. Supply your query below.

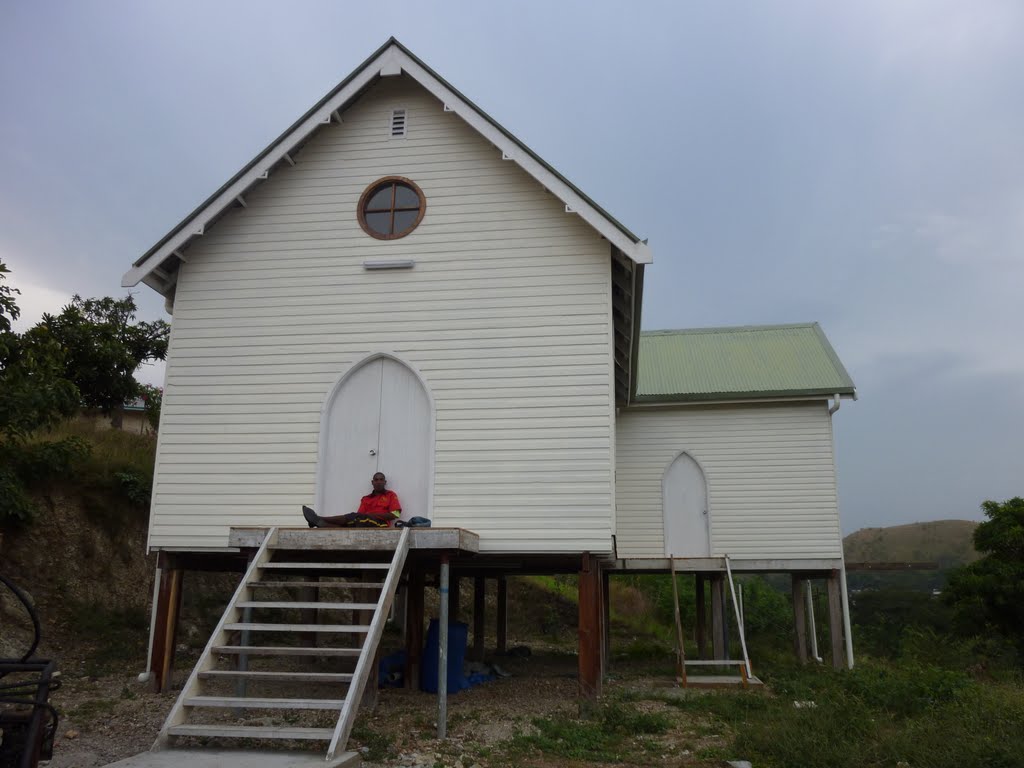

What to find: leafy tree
left=0, top=262, right=84, bottom=524
left=945, top=498, right=1024, bottom=657
left=139, top=384, right=163, bottom=433
left=39, top=295, right=169, bottom=427
left=0, top=264, right=80, bottom=441
left=0, top=261, right=19, bottom=332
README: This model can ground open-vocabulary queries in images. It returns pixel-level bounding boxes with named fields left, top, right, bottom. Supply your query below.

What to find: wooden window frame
left=357, top=176, right=426, bottom=240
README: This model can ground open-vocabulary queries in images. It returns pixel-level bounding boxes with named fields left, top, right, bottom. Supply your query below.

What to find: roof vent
left=390, top=108, right=407, bottom=138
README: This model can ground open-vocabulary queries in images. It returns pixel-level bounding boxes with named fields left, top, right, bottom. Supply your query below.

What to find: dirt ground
left=3, top=497, right=737, bottom=767
left=31, top=647, right=735, bottom=768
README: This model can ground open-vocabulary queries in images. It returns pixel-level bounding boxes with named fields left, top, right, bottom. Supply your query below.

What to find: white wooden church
left=123, top=38, right=856, bottom=759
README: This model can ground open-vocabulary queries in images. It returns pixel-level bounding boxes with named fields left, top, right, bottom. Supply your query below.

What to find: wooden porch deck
left=229, top=526, right=479, bottom=554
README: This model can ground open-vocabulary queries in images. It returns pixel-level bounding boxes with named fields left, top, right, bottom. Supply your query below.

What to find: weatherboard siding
left=149, top=76, right=615, bottom=553
left=615, top=403, right=843, bottom=559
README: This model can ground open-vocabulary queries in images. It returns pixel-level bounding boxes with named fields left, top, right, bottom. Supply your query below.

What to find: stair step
left=212, top=646, right=361, bottom=657
left=199, top=670, right=354, bottom=683
left=260, top=562, right=391, bottom=570
left=236, top=601, right=378, bottom=610
left=167, top=724, right=334, bottom=741
left=250, top=580, right=385, bottom=589
left=184, top=695, right=346, bottom=710
left=224, top=622, right=370, bottom=633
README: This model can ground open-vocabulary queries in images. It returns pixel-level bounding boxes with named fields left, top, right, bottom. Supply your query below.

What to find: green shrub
left=0, top=464, right=37, bottom=525
left=0, top=436, right=90, bottom=526
left=115, top=469, right=151, bottom=507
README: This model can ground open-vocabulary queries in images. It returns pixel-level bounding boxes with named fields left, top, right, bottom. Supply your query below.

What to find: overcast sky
left=2, top=1, right=1021, bottom=533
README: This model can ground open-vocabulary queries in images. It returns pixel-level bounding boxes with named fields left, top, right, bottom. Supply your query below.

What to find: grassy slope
left=843, top=519, right=979, bottom=568
left=1, top=420, right=157, bottom=665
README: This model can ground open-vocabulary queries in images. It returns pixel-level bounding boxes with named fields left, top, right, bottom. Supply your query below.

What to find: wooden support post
left=791, top=576, right=808, bottom=664
left=393, top=582, right=407, bottom=637
left=710, top=575, right=726, bottom=660
left=472, top=575, right=486, bottom=661
left=601, top=569, right=611, bottom=674
left=150, top=566, right=183, bottom=693
left=827, top=571, right=846, bottom=670
left=695, top=574, right=707, bottom=659
left=496, top=575, right=508, bottom=655
left=578, top=553, right=601, bottom=701
left=359, top=570, right=379, bottom=710
left=449, top=573, right=461, bottom=623
left=405, top=567, right=425, bottom=690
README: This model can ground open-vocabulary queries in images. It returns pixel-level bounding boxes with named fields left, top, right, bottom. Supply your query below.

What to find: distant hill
left=844, top=520, right=980, bottom=570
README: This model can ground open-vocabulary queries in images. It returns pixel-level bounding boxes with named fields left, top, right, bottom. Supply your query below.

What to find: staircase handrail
left=723, top=554, right=752, bottom=680
left=326, top=527, right=410, bottom=760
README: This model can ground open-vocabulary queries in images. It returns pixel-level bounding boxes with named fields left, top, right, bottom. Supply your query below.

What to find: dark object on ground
left=504, top=645, right=532, bottom=659
left=421, top=620, right=470, bottom=693
left=395, top=517, right=432, bottom=528
left=379, top=650, right=406, bottom=688
left=0, top=574, right=60, bottom=768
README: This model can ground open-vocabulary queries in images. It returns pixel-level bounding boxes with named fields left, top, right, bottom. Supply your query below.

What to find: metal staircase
left=156, top=526, right=410, bottom=760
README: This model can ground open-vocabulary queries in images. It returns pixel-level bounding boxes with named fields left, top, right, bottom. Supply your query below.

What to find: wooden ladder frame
left=672, top=554, right=755, bottom=688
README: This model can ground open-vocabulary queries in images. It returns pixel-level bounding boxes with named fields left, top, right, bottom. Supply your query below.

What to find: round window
left=357, top=177, right=425, bottom=240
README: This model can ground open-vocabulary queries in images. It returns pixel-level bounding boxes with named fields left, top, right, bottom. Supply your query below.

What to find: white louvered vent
left=390, top=108, right=407, bottom=137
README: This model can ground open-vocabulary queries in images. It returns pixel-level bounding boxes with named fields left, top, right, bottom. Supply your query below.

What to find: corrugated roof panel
left=635, top=323, right=855, bottom=402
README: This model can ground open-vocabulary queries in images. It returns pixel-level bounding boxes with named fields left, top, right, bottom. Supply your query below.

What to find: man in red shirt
left=302, top=472, right=402, bottom=528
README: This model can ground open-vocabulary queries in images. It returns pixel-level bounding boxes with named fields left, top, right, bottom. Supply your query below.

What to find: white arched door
left=663, top=452, right=710, bottom=558
left=319, top=356, right=432, bottom=521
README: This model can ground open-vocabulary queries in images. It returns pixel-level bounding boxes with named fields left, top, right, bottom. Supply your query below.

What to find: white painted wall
left=615, top=402, right=843, bottom=559
left=149, top=75, right=614, bottom=553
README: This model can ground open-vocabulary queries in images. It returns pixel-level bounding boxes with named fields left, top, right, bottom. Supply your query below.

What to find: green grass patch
left=629, top=657, right=1024, bottom=768
left=0, top=419, right=159, bottom=532
left=350, top=722, right=398, bottom=763
left=503, top=700, right=671, bottom=763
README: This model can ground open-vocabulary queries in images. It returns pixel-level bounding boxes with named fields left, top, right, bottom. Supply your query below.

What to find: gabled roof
left=634, top=323, right=856, bottom=404
left=123, top=37, right=652, bottom=293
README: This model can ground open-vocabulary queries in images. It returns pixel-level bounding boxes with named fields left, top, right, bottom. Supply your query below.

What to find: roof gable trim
left=123, top=40, right=651, bottom=291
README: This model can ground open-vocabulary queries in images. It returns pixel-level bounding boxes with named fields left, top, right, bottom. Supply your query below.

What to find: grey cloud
left=1, top=1, right=1021, bottom=529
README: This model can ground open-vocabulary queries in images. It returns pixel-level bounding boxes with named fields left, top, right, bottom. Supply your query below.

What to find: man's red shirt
left=358, top=490, right=402, bottom=519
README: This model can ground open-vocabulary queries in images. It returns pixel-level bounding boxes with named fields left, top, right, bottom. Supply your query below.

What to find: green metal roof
left=634, top=323, right=855, bottom=403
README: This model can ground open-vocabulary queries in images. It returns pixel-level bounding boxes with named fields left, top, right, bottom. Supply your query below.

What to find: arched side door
left=662, top=452, right=710, bottom=558
left=318, top=355, right=433, bottom=521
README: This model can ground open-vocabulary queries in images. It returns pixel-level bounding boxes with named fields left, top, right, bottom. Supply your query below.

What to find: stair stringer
left=153, top=526, right=280, bottom=750
left=326, top=526, right=410, bottom=760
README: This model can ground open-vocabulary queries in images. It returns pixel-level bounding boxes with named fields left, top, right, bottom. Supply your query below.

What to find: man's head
left=371, top=472, right=387, bottom=493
